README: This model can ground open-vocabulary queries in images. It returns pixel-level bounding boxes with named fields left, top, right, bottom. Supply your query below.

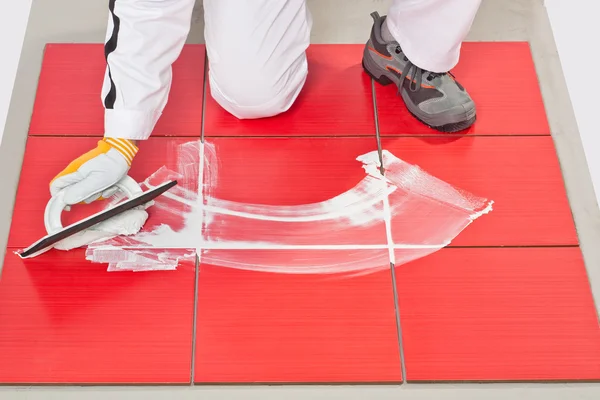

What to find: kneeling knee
left=208, top=59, right=308, bottom=119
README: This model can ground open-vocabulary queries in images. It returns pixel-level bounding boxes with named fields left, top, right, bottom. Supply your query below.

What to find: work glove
left=50, top=138, right=138, bottom=205
left=49, top=137, right=150, bottom=251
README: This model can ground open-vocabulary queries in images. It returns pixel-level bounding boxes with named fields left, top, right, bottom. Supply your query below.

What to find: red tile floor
left=1, top=43, right=599, bottom=384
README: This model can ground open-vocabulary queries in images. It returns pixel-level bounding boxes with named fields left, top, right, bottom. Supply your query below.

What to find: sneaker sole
left=361, top=52, right=476, bottom=133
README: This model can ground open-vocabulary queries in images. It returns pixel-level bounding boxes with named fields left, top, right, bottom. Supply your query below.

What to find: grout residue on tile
left=82, top=139, right=492, bottom=273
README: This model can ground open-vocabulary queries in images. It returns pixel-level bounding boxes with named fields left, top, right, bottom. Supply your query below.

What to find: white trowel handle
left=44, top=175, right=143, bottom=235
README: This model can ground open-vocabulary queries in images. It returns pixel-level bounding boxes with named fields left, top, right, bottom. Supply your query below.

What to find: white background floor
left=1, top=1, right=599, bottom=399
left=544, top=0, right=600, bottom=210
left=0, top=0, right=31, bottom=147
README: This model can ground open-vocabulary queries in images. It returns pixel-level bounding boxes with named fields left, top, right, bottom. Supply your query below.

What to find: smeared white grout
left=82, top=140, right=493, bottom=273
left=382, top=190, right=396, bottom=265
left=198, top=139, right=205, bottom=269
left=93, top=243, right=444, bottom=250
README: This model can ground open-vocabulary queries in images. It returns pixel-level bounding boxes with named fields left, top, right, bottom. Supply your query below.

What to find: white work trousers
left=102, top=0, right=481, bottom=140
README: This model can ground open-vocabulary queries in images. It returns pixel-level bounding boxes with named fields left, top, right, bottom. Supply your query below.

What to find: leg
left=362, top=0, right=482, bottom=132
left=386, top=0, right=481, bottom=73
left=203, top=0, right=312, bottom=119
left=102, top=0, right=196, bottom=140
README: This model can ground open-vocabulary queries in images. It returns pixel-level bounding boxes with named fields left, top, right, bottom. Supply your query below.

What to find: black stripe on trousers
left=104, top=0, right=120, bottom=109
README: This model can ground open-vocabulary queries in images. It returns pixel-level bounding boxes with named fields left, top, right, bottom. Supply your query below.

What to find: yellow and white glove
left=49, top=138, right=150, bottom=251
left=50, top=138, right=139, bottom=205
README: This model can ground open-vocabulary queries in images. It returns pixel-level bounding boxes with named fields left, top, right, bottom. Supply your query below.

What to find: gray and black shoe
left=362, top=12, right=476, bottom=133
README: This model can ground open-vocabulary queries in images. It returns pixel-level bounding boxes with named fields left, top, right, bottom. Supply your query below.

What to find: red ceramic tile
left=202, top=137, right=387, bottom=245
left=194, top=137, right=400, bottom=382
left=0, top=249, right=196, bottom=384
left=375, top=42, right=551, bottom=135
left=203, top=45, right=375, bottom=137
left=7, top=136, right=199, bottom=249
left=381, top=136, right=577, bottom=246
left=194, top=251, right=401, bottom=383
left=396, top=247, right=600, bottom=381
left=29, top=43, right=205, bottom=136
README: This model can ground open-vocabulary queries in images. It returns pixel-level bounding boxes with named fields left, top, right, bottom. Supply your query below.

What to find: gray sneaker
left=362, top=12, right=476, bottom=133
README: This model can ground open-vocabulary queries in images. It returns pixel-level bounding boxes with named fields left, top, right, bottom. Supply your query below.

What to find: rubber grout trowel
left=17, top=176, right=177, bottom=259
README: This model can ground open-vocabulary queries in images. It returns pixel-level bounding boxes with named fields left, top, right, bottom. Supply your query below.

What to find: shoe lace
left=394, top=46, right=447, bottom=92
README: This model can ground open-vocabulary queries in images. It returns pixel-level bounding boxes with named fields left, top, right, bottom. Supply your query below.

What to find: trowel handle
left=43, top=175, right=143, bottom=235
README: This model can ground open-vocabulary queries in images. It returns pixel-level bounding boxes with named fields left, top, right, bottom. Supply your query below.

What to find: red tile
left=195, top=137, right=400, bottom=382
left=381, top=136, right=577, bottom=246
left=7, top=136, right=199, bottom=249
left=0, top=249, right=196, bottom=384
left=396, top=247, right=600, bottom=381
left=194, top=251, right=401, bottom=383
left=375, top=42, right=551, bottom=135
left=203, top=45, right=375, bottom=137
left=29, top=43, right=205, bottom=137
left=202, top=137, right=387, bottom=245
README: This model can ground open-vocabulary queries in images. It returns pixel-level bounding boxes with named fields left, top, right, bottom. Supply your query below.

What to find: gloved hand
left=49, top=137, right=150, bottom=251
left=50, top=138, right=138, bottom=204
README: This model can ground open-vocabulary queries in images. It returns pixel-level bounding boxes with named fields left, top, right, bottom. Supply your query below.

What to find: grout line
left=90, top=244, right=446, bottom=250
left=378, top=133, right=552, bottom=138
left=189, top=252, right=200, bottom=385
left=25, top=133, right=554, bottom=139
left=189, top=138, right=206, bottom=386
left=191, top=51, right=207, bottom=385
left=23, top=243, right=578, bottom=251
left=388, top=261, right=407, bottom=381
left=371, top=79, right=385, bottom=174
left=371, top=76, right=407, bottom=382
left=201, top=48, right=208, bottom=143
left=382, top=197, right=397, bottom=263
left=445, top=244, right=579, bottom=249
left=201, top=134, right=379, bottom=138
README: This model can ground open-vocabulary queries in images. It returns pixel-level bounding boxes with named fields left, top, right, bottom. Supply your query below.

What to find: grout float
left=83, top=139, right=492, bottom=273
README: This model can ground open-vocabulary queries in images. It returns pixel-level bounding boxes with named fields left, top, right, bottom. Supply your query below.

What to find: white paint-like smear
left=84, top=140, right=492, bottom=274
left=54, top=207, right=150, bottom=251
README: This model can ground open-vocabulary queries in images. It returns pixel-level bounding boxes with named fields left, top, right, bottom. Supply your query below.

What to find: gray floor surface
left=1, top=0, right=599, bottom=399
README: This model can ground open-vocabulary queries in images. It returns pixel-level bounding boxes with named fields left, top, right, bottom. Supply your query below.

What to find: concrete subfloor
left=1, top=0, right=599, bottom=398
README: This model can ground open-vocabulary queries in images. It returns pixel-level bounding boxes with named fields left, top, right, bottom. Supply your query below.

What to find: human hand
left=48, top=138, right=151, bottom=250
left=50, top=138, right=138, bottom=205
